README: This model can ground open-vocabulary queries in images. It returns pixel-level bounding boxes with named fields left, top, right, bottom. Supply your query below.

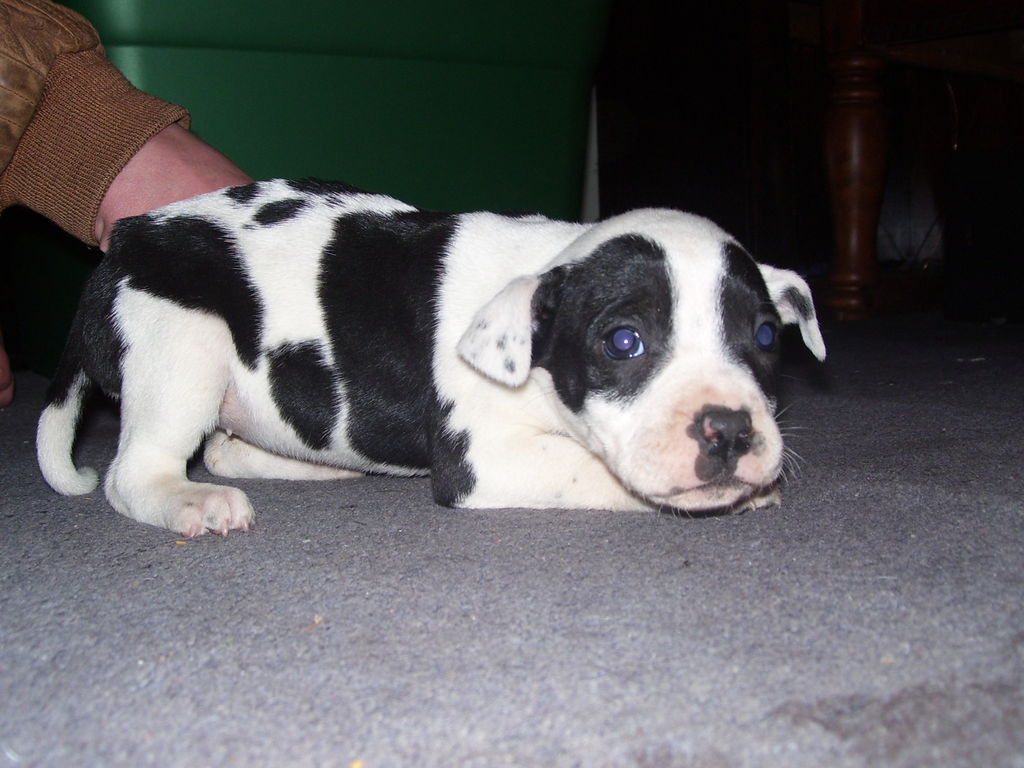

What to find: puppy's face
left=458, top=210, right=826, bottom=511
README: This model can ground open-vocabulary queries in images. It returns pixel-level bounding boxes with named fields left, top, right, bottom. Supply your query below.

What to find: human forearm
left=0, top=44, right=191, bottom=245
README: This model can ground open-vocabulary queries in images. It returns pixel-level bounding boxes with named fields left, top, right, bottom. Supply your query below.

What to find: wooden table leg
left=823, top=52, right=886, bottom=319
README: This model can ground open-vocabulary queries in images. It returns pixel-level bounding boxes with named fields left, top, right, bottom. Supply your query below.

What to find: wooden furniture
left=822, top=0, right=1024, bottom=319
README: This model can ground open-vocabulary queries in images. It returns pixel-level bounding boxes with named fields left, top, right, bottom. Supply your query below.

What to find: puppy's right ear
left=457, top=276, right=541, bottom=387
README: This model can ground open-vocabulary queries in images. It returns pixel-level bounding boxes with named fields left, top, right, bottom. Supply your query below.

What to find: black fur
left=719, top=243, right=781, bottom=400
left=224, top=183, right=261, bottom=204
left=287, top=178, right=367, bottom=197
left=47, top=212, right=265, bottom=405
left=267, top=341, right=339, bottom=451
left=318, top=210, right=460, bottom=470
left=782, top=285, right=814, bottom=320
left=254, top=198, right=309, bottom=226
left=45, top=258, right=124, bottom=404
left=428, top=400, right=476, bottom=506
left=532, top=234, right=674, bottom=413
left=112, top=215, right=264, bottom=369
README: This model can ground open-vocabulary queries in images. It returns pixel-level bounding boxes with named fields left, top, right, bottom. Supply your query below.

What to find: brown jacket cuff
left=0, top=47, right=189, bottom=245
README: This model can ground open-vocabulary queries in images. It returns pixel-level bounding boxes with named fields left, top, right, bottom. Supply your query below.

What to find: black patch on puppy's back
left=224, top=183, right=261, bottom=204
left=318, top=209, right=457, bottom=470
left=111, top=214, right=264, bottom=368
left=267, top=341, right=339, bottom=450
left=254, top=198, right=309, bottom=226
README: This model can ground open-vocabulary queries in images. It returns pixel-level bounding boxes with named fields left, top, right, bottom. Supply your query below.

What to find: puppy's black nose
left=694, top=407, right=753, bottom=460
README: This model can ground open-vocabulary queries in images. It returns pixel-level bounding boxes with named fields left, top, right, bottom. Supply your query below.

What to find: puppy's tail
left=37, top=362, right=99, bottom=496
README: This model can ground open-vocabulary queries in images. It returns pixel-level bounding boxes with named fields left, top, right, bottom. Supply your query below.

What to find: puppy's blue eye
left=755, top=322, right=777, bottom=350
left=604, top=327, right=645, bottom=359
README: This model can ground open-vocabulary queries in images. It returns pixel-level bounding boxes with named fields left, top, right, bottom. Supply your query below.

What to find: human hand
left=0, top=328, right=12, bottom=408
left=94, top=122, right=252, bottom=250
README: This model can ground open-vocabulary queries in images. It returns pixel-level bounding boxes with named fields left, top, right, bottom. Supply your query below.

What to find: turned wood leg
left=823, top=53, right=886, bottom=319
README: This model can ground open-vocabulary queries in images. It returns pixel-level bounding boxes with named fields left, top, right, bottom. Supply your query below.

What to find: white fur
left=457, top=275, right=540, bottom=387
left=36, top=371, right=99, bottom=495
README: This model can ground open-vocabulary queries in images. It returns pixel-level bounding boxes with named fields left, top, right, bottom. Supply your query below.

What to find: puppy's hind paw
left=203, top=429, right=361, bottom=481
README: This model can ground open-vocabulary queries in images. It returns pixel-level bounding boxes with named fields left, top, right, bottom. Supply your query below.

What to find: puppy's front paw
left=731, top=483, right=781, bottom=514
left=176, top=484, right=255, bottom=537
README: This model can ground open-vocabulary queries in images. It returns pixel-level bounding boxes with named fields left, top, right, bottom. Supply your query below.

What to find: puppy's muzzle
left=689, top=406, right=754, bottom=482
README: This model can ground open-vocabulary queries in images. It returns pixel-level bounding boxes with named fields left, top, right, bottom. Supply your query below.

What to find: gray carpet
left=2, top=314, right=1022, bottom=767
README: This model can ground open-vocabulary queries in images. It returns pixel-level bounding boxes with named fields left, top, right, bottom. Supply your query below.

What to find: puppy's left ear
left=758, top=264, right=827, bottom=361
left=457, top=276, right=540, bottom=387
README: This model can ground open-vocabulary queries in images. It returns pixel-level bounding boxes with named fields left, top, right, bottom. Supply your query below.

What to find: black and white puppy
left=37, top=179, right=826, bottom=536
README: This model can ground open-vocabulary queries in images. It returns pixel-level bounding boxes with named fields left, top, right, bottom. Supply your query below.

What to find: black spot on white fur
left=255, top=198, right=309, bottom=226
left=224, top=183, right=261, bottom=204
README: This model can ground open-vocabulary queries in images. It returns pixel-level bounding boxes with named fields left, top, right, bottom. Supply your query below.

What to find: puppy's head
left=457, top=209, right=826, bottom=511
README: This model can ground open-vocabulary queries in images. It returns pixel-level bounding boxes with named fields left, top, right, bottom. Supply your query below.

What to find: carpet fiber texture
left=1, top=314, right=1022, bottom=767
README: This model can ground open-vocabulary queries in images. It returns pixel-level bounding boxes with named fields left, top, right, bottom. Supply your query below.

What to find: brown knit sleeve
left=0, top=0, right=100, bottom=172
left=1, top=46, right=190, bottom=245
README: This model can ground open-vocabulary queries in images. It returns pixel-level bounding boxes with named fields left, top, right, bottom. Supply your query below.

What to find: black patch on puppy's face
left=531, top=234, right=674, bottom=413
left=719, top=243, right=781, bottom=400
